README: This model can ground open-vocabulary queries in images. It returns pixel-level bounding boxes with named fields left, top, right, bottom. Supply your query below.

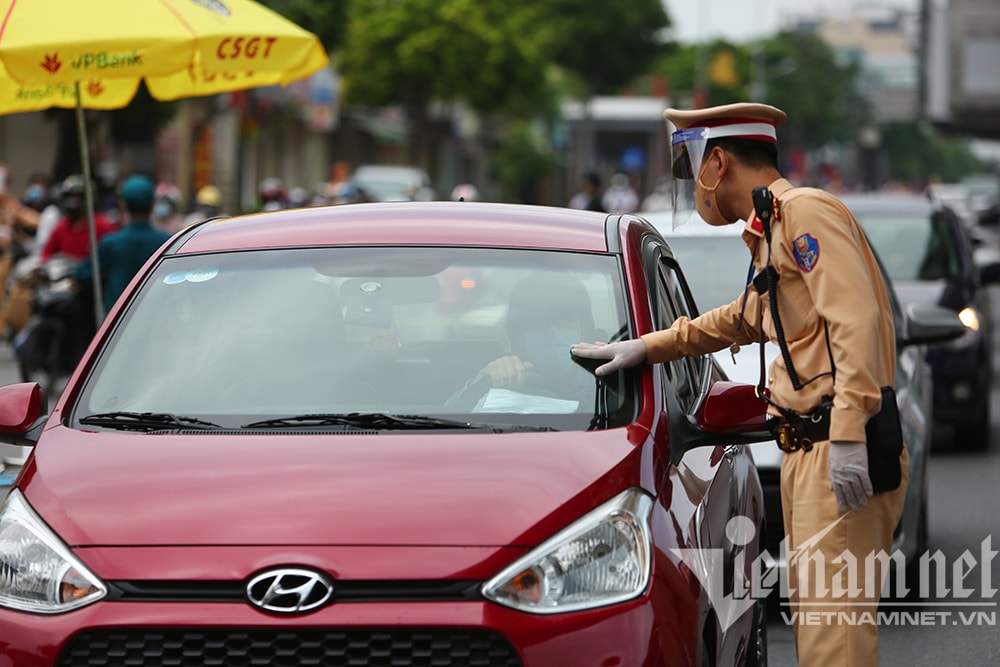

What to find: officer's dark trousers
left=781, top=440, right=909, bottom=667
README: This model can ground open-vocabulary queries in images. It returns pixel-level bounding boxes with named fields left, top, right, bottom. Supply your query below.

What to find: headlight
left=957, top=307, right=980, bottom=331
left=0, top=490, right=107, bottom=614
left=945, top=307, right=982, bottom=350
left=482, top=488, right=653, bottom=614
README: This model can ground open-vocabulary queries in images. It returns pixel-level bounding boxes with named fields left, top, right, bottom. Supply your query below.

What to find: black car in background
left=845, top=193, right=1000, bottom=450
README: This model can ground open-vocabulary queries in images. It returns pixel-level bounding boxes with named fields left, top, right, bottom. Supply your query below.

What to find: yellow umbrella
left=0, top=0, right=329, bottom=319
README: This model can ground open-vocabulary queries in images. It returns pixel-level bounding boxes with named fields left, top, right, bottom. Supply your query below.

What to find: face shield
left=669, top=127, right=711, bottom=230
left=667, top=120, right=779, bottom=229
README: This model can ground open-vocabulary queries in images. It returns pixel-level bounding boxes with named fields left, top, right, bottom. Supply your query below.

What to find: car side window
left=645, top=240, right=704, bottom=412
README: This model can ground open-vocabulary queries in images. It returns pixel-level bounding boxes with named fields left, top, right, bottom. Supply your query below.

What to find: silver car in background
left=350, top=164, right=436, bottom=202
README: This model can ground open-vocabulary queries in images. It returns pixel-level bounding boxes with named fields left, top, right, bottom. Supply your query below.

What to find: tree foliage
left=259, top=0, right=348, bottom=53
left=340, top=0, right=555, bottom=118
left=338, top=0, right=670, bottom=117
left=538, top=0, right=670, bottom=95
left=655, top=31, right=867, bottom=151
left=492, top=120, right=558, bottom=203
left=881, top=122, right=986, bottom=184
left=655, top=40, right=751, bottom=107
left=758, top=31, right=869, bottom=151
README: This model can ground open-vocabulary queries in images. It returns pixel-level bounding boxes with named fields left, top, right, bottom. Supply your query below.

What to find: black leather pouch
left=865, top=386, right=904, bottom=493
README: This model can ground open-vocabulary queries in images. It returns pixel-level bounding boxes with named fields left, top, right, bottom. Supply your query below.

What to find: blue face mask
left=24, top=184, right=44, bottom=204
left=521, top=326, right=582, bottom=376
left=153, top=201, right=174, bottom=218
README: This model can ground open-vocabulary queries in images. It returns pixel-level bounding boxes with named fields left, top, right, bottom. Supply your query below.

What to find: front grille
left=106, top=579, right=482, bottom=603
left=57, top=628, right=522, bottom=666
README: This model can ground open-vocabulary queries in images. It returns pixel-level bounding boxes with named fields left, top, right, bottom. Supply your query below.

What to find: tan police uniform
left=642, top=104, right=909, bottom=667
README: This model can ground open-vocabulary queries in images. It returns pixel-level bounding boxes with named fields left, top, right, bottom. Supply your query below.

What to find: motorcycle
left=12, top=256, right=95, bottom=399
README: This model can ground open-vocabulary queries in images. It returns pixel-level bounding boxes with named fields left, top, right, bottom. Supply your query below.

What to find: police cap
left=664, top=102, right=787, bottom=142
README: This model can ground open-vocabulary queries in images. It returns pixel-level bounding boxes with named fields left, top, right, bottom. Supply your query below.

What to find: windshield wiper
left=241, top=412, right=555, bottom=432
left=79, top=411, right=223, bottom=432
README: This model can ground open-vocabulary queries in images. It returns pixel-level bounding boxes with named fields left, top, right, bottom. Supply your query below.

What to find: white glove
left=829, top=441, right=873, bottom=513
left=569, top=339, right=647, bottom=376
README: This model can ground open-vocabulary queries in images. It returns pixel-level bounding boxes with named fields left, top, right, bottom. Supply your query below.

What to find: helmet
left=287, top=186, right=310, bottom=208
left=153, top=182, right=182, bottom=219
left=450, top=184, right=479, bottom=202
left=155, top=182, right=182, bottom=206
left=60, top=174, right=87, bottom=198
left=60, top=174, right=87, bottom=218
left=196, top=185, right=222, bottom=208
left=258, top=178, right=286, bottom=204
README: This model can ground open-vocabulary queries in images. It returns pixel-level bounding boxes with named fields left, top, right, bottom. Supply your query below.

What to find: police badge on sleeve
left=792, top=233, right=820, bottom=272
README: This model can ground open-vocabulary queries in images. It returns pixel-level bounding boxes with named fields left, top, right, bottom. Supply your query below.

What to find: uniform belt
left=766, top=404, right=831, bottom=453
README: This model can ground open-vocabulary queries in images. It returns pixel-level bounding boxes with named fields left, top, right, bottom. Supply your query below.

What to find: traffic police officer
left=571, top=102, right=908, bottom=667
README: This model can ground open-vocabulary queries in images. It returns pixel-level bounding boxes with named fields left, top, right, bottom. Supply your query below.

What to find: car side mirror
left=697, top=381, right=770, bottom=434
left=0, top=382, right=47, bottom=446
left=670, top=381, right=772, bottom=465
left=979, top=206, right=1000, bottom=227
left=968, top=228, right=986, bottom=248
left=979, top=260, right=1000, bottom=285
left=899, top=303, right=968, bottom=347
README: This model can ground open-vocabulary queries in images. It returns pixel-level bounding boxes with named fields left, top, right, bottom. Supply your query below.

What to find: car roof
left=838, top=192, right=939, bottom=216
left=643, top=193, right=948, bottom=233
left=172, top=202, right=613, bottom=255
left=637, top=210, right=744, bottom=238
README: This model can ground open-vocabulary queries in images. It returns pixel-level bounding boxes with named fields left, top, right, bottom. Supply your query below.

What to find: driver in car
left=447, top=271, right=601, bottom=411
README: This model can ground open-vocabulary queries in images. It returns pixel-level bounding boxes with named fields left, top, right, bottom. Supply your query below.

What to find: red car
left=0, top=202, right=772, bottom=666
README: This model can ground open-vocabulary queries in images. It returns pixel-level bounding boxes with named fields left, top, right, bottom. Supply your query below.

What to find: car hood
left=21, top=426, right=642, bottom=548
left=891, top=280, right=946, bottom=308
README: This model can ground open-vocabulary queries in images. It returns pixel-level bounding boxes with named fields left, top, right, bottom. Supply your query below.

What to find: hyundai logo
left=246, top=568, right=334, bottom=614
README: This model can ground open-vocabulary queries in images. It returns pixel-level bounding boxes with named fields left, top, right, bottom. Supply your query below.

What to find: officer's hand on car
left=829, top=441, right=874, bottom=512
left=569, top=339, right=647, bottom=376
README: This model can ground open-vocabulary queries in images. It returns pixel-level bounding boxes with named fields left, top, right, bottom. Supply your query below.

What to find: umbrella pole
left=75, top=83, right=105, bottom=324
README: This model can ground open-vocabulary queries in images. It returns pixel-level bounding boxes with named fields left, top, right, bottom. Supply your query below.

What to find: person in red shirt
left=39, top=175, right=117, bottom=265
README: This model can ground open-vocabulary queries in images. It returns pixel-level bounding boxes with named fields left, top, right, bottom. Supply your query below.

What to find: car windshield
left=855, top=211, right=961, bottom=282
left=73, top=247, right=635, bottom=431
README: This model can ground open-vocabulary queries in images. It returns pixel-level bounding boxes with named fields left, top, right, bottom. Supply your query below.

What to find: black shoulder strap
left=751, top=186, right=835, bottom=398
left=752, top=186, right=803, bottom=389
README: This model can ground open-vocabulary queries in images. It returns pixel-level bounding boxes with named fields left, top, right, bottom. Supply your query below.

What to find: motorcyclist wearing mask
left=39, top=174, right=117, bottom=265
left=151, top=182, right=186, bottom=235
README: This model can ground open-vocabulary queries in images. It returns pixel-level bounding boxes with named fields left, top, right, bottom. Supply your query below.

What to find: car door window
left=644, top=240, right=706, bottom=412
